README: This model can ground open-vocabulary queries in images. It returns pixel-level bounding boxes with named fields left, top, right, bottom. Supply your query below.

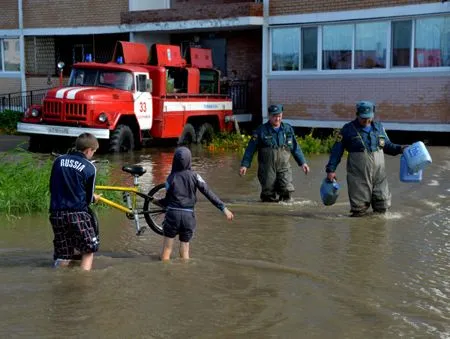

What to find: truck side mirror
left=146, top=79, right=152, bottom=92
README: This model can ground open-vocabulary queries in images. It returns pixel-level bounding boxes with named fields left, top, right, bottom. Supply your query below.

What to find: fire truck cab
left=17, top=41, right=234, bottom=152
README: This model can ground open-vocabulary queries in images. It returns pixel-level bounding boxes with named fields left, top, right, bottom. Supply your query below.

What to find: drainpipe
left=18, top=0, right=27, bottom=96
left=261, top=0, right=269, bottom=122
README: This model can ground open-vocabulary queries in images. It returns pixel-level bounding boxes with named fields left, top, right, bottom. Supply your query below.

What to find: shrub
left=0, top=109, right=22, bottom=135
left=207, top=129, right=337, bottom=155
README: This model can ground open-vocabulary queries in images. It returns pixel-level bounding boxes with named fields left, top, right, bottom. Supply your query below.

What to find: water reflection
left=0, top=146, right=449, bottom=338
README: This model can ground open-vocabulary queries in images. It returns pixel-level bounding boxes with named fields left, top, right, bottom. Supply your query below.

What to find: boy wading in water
left=157, top=147, right=234, bottom=260
left=49, top=133, right=101, bottom=271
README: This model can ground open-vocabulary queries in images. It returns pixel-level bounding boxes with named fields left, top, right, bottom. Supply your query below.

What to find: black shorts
left=163, top=209, right=196, bottom=242
left=49, top=211, right=99, bottom=260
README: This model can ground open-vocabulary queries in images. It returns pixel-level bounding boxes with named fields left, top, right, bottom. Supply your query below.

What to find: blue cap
left=356, top=101, right=375, bottom=119
left=268, top=104, right=283, bottom=115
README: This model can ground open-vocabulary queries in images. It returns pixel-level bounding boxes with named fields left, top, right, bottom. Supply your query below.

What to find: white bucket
left=400, top=155, right=422, bottom=183
left=402, top=141, right=432, bottom=173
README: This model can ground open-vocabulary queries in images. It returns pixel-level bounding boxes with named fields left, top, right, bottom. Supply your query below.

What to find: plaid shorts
left=49, top=211, right=99, bottom=261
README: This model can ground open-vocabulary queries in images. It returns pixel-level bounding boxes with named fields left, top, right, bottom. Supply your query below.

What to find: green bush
left=0, top=109, right=22, bottom=135
left=0, top=109, right=22, bottom=132
left=207, top=129, right=337, bottom=155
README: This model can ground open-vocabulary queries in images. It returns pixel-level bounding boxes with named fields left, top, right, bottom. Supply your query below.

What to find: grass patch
left=0, top=110, right=22, bottom=135
left=0, top=149, right=119, bottom=216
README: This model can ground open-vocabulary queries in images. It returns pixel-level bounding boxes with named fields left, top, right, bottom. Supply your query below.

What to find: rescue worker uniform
left=326, top=101, right=403, bottom=215
left=241, top=105, right=307, bottom=202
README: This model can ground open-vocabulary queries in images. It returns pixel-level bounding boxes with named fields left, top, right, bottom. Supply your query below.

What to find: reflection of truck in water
left=17, top=41, right=235, bottom=152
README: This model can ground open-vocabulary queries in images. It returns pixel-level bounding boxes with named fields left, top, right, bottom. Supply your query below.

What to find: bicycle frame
left=95, top=182, right=153, bottom=235
left=51, top=153, right=165, bottom=235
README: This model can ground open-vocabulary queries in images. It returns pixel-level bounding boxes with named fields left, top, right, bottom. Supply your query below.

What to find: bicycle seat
left=122, top=165, right=147, bottom=176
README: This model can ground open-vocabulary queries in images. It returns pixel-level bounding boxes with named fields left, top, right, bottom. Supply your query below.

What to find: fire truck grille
left=65, top=103, right=87, bottom=121
left=43, top=101, right=62, bottom=118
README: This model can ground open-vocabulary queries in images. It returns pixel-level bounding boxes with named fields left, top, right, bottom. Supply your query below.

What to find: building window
left=415, top=16, right=450, bottom=67
left=322, top=24, right=352, bottom=70
left=271, top=27, right=299, bottom=71
left=355, top=22, right=388, bottom=69
left=302, top=27, right=318, bottom=69
left=270, top=14, right=450, bottom=72
left=1, top=38, right=20, bottom=72
left=392, top=20, right=412, bottom=67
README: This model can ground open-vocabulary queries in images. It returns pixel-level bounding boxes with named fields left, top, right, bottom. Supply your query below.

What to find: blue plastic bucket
left=400, top=155, right=422, bottom=183
left=320, top=178, right=340, bottom=206
left=403, top=141, right=432, bottom=173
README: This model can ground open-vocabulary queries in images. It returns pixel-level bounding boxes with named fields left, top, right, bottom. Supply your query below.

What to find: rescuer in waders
left=239, top=104, right=310, bottom=202
left=325, top=101, right=407, bottom=217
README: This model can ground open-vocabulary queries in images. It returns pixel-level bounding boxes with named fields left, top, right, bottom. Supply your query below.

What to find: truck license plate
left=48, top=126, right=69, bottom=135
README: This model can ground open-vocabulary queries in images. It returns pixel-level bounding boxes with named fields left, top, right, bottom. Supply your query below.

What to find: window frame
left=0, top=37, right=21, bottom=74
left=270, top=25, right=301, bottom=72
left=269, top=14, right=450, bottom=75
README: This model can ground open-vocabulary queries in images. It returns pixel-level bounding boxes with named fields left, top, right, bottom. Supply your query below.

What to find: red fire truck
left=17, top=41, right=235, bottom=152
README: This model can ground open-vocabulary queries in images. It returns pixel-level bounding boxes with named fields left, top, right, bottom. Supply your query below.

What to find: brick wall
left=270, top=0, right=438, bottom=16
left=227, top=29, right=262, bottom=118
left=227, top=30, right=262, bottom=80
left=172, top=0, right=256, bottom=6
left=268, top=77, right=450, bottom=123
left=0, top=78, right=21, bottom=94
left=26, top=76, right=60, bottom=91
left=23, top=0, right=128, bottom=28
left=122, top=2, right=262, bottom=24
left=0, top=0, right=18, bottom=29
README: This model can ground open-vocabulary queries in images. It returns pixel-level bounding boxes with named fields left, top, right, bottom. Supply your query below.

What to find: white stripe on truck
left=163, top=101, right=232, bottom=112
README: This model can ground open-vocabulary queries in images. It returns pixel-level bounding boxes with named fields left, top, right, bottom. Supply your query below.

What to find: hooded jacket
left=159, top=147, right=225, bottom=211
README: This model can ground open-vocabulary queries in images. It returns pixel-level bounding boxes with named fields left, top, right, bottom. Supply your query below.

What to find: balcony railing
left=221, top=79, right=260, bottom=116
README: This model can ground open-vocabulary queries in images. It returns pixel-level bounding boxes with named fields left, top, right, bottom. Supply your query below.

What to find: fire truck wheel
left=196, top=123, right=214, bottom=144
left=177, top=123, right=196, bottom=145
left=109, top=124, right=135, bottom=152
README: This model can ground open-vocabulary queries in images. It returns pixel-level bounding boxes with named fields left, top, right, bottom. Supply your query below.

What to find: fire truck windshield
left=69, top=68, right=134, bottom=91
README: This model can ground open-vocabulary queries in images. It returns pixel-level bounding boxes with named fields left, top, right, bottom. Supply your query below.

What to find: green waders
left=347, top=150, right=391, bottom=214
left=258, top=146, right=294, bottom=201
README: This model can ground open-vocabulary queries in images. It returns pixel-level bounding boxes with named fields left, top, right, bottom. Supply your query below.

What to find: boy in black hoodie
left=158, top=146, right=234, bottom=260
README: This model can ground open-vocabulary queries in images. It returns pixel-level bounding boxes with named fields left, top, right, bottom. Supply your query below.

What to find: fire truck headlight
left=98, top=113, right=108, bottom=123
left=31, top=108, right=40, bottom=117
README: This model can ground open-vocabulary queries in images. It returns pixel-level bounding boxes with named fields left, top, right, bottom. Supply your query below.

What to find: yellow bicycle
left=95, top=164, right=167, bottom=236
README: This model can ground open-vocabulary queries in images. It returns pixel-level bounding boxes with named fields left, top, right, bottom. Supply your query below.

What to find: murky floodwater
left=1, top=146, right=449, bottom=338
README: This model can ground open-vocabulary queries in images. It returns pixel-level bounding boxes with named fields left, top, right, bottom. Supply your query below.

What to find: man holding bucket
left=325, top=101, right=407, bottom=217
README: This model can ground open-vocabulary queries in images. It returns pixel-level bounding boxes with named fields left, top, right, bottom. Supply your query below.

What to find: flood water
left=1, top=145, right=449, bottom=338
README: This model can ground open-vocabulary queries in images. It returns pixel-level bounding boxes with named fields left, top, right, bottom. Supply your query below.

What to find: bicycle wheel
left=143, top=183, right=166, bottom=235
